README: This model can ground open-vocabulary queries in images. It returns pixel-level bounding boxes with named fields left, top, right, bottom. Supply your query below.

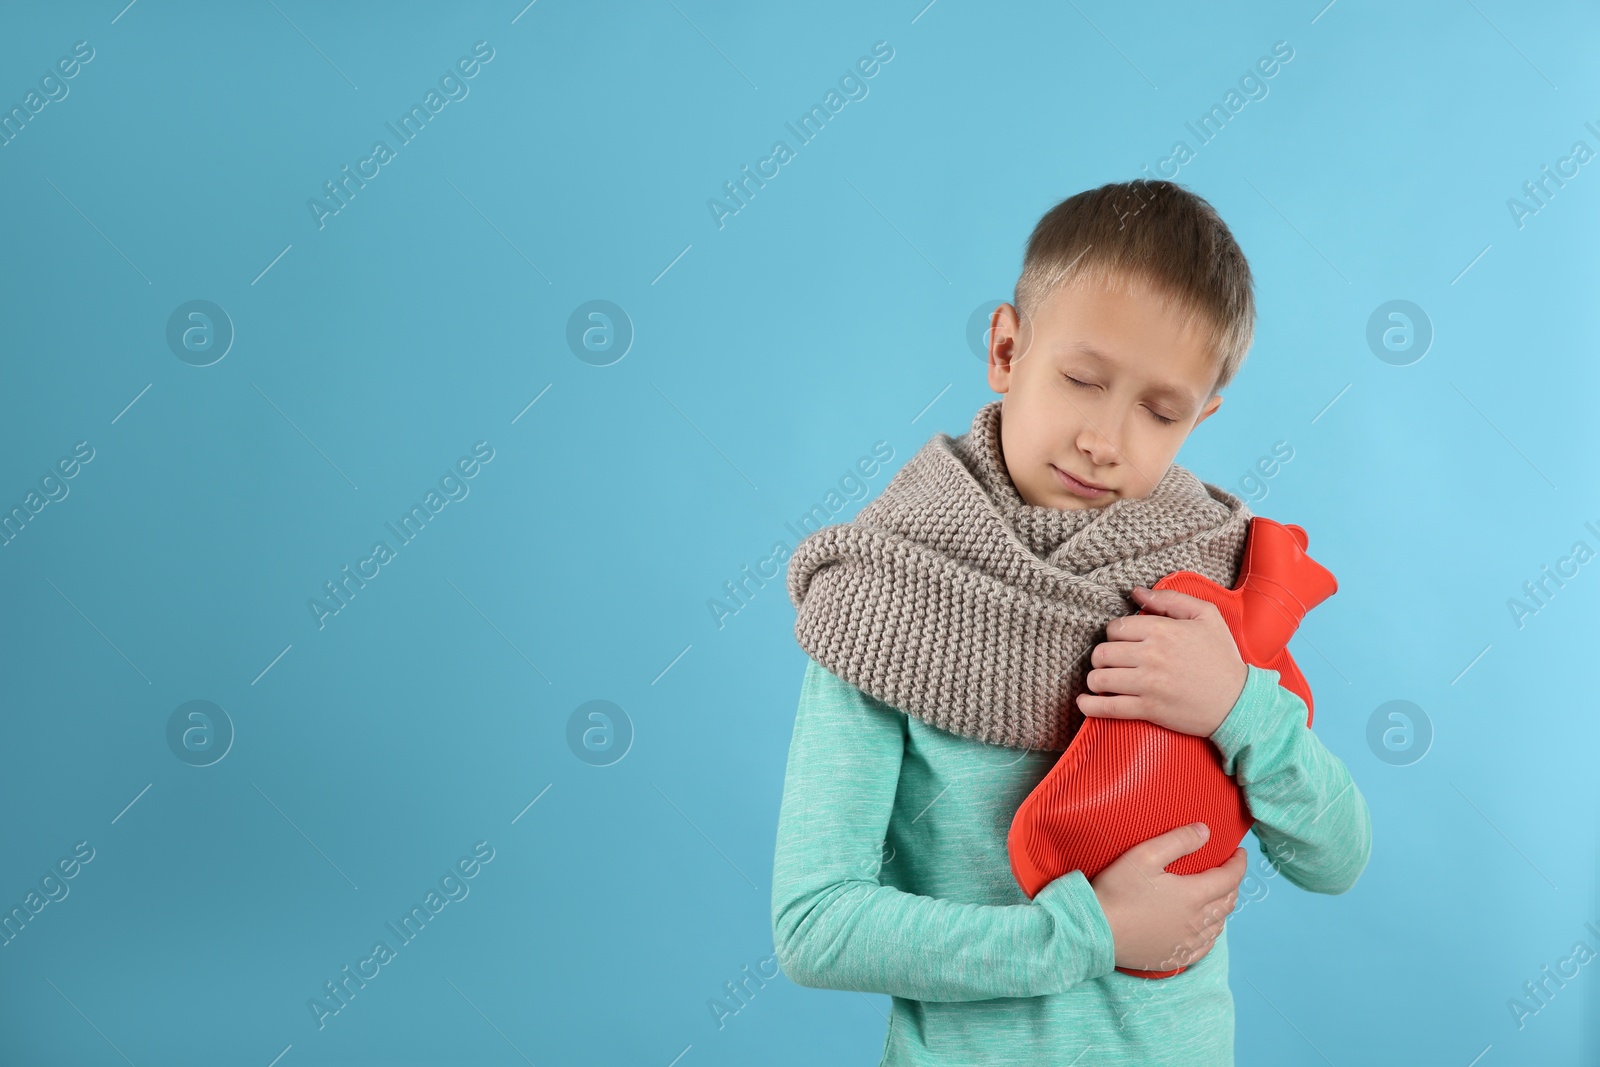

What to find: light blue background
left=2, top=1, right=1597, bottom=1064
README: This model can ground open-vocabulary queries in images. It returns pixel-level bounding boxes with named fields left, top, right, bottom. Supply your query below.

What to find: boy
left=771, top=179, right=1372, bottom=1065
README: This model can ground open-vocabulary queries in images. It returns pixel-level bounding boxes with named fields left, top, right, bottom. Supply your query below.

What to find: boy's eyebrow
left=1057, top=341, right=1200, bottom=411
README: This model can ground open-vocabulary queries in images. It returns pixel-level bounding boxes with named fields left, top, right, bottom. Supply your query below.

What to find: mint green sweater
left=770, top=657, right=1371, bottom=1066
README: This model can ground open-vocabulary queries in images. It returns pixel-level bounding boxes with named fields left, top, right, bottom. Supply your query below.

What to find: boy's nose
left=1075, top=418, right=1123, bottom=464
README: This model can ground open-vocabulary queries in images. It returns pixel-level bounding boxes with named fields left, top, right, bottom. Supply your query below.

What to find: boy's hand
left=1076, top=585, right=1248, bottom=737
left=1089, top=822, right=1247, bottom=971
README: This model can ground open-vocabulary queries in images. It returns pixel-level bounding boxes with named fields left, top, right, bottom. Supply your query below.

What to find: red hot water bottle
left=1006, top=517, right=1338, bottom=979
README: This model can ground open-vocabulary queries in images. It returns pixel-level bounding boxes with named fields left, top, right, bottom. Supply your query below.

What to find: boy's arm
left=1208, top=664, right=1373, bottom=893
left=771, top=658, right=1117, bottom=1002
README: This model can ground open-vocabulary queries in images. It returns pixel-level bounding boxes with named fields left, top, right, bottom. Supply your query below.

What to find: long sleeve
left=771, top=659, right=1116, bottom=1002
left=1208, top=664, right=1373, bottom=895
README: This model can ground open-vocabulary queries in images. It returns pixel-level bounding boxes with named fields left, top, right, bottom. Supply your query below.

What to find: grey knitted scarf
left=787, top=399, right=1254, bottom=752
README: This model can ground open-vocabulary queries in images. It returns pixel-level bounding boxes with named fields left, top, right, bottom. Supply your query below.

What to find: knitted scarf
left=786, top=399, right=1254, bottom=752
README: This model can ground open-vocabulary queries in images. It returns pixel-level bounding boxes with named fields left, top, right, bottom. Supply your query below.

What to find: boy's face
left=986, top=274, right=1225, bottom=510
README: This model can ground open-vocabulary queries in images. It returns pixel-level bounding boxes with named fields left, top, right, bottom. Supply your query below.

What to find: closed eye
left=1064, top=375, right=1178, bottom=426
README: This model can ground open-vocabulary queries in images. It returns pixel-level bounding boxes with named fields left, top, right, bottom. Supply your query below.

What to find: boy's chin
left=1057, top=495, right=1117, bottom=511
left=1018, top=485, right=1117, bottom=510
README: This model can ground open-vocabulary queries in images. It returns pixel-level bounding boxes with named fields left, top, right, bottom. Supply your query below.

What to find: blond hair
left=1012, top=180, right=1255, bottom=396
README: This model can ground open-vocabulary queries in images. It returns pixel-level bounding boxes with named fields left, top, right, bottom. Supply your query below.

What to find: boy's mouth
left=1051, top=464, right=1110, bottom=499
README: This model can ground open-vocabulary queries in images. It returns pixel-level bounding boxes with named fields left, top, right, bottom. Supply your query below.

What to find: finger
left=1088, top=641, right=1143, bottom=670
left=1126, top=587, right=1212, bottom=621
left=1201, top=889, right=1236, bottom=918
left=1104, top=614, right=1166, bottom=642
left=1133, top=822, right=1214, bottom=869
left=1193, top=897, right=1233, bottom=932
left=1185, top=894, right=1231, bottom=933
left=1076, top=691, right=1145, bottom=719
left=1084, top=665, right=1147, bottom=697
left=1151, top=934, right=1199, bottom=972
left=1156, top=943, right=1196, bottom=972
left=1183, top=849, right=1249, bottom=898
left=1173, top=929, right=1219, bottom=968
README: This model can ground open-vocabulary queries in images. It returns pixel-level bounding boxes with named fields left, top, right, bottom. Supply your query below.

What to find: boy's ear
left=1193, top=393, right=1223, bottom=426
left=986, top=303, right=1027, bottom=394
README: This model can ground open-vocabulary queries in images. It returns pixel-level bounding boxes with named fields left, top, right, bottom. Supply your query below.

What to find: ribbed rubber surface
left=1005, top=518, right=1337, bottom=979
